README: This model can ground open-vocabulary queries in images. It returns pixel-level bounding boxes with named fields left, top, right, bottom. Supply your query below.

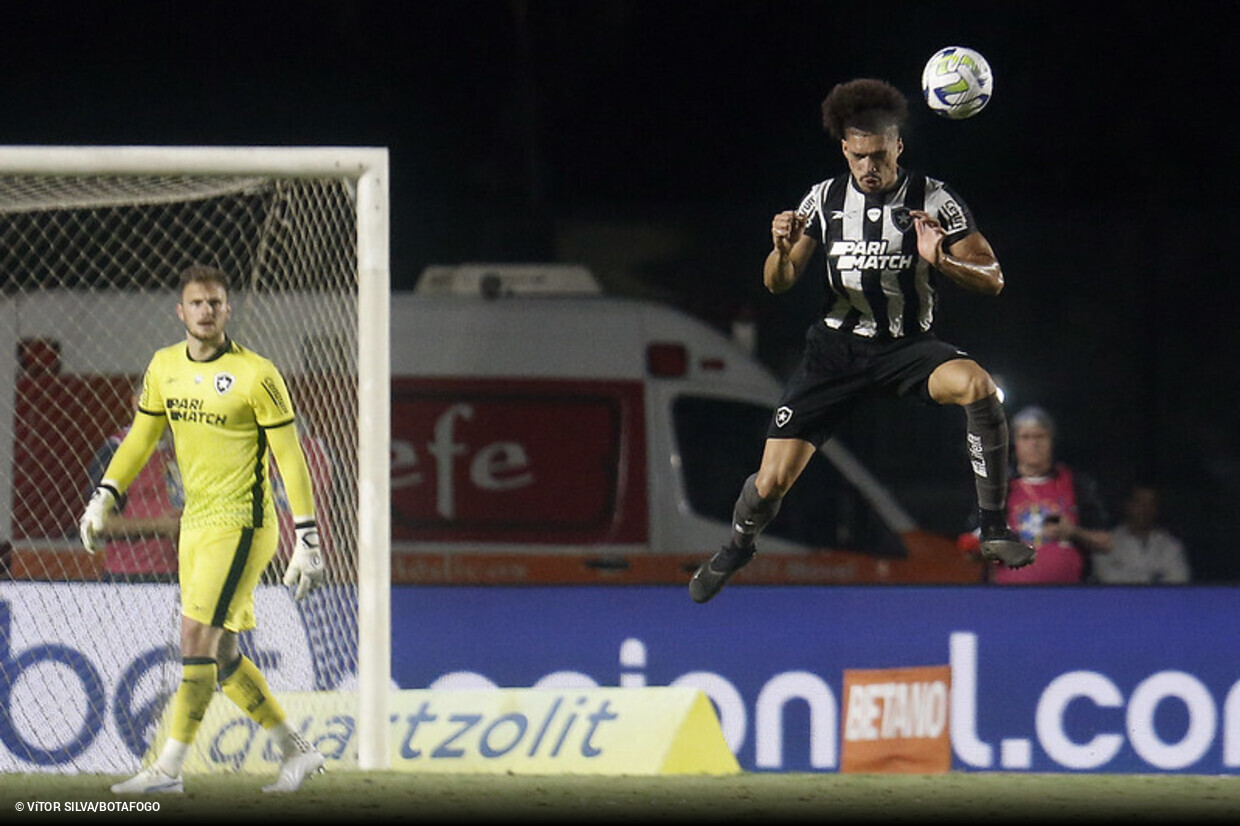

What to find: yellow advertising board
left=169, top=686, right=739, bottom=776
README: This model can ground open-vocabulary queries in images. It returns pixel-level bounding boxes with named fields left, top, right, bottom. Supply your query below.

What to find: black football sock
left=979, top=507, right=1009, bottom=534
left=729, top=473, right=782, bottom=552
left=964, top=394, right=1010, bottom=518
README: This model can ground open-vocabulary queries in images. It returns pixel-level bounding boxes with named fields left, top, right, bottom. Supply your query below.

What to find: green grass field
left=1, top=772, right=1238, bottom=823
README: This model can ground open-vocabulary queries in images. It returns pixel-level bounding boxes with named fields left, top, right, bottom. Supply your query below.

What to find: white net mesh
left=0, top=172, right=362, bottom=773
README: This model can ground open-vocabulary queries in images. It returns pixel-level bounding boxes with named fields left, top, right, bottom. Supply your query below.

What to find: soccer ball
left=921, top=46, right=993, bottom=120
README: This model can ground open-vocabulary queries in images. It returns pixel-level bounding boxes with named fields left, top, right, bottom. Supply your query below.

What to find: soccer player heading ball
left=80, top=265, right=328, bottom=792
left=689, top=78, right=1035, bottom=603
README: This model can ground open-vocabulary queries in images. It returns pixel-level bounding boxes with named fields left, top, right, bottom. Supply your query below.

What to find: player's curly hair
left=821, top=78, right=908, bottom=140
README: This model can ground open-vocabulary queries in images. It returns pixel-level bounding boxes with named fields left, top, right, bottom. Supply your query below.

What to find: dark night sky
left=3, top=1, right=1239, bottom=574
left=4, top=2, right=1232, bottom=271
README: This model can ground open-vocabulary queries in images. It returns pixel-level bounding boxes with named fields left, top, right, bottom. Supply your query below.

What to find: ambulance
left=387, top=264, right=980, bottom=585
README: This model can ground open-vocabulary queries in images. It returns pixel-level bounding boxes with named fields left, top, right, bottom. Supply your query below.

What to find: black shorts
left=767, top=321, right=971, bottom=446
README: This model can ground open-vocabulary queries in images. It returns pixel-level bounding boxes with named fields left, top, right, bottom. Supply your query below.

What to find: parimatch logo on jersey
left=166, top=397, right=228, bottom=426
left=828, top=240, right=914, bottom=271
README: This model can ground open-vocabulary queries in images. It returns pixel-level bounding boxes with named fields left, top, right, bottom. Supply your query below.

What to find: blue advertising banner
left=391, top=585, right=1240, bottom=774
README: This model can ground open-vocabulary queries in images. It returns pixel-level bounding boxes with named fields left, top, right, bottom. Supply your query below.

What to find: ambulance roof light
left=646, top=342, right=688, bottom=377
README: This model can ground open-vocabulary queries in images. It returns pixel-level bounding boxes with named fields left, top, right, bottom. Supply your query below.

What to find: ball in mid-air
left=921, top=46, right=993, bottom=120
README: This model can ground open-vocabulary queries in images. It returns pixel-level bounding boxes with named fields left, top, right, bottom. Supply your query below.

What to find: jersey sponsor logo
left=940, top=198, right=967, bottom=234
left=166, top=397, right=228, bottom=426
left=827, top=240, right=915, bottom=272
left=214, top=372, right=235, bottom=395
left=866, top=207, right=882, bottom=223
left=774, top=406, right=793, bottom=428
left=796, top=188, right=819, bottom=217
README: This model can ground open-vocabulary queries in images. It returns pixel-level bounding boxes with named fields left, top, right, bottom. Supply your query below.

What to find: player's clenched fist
left=771, top=211, right=806, bottom=253
left=909, top=209, right=946, bottom=266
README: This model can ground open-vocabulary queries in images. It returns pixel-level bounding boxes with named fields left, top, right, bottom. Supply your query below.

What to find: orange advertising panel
left=840, top=664, right=951, bottom=774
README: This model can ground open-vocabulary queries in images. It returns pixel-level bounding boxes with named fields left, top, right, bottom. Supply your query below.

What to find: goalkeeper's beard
left=185, top=322, right=226, bottom=349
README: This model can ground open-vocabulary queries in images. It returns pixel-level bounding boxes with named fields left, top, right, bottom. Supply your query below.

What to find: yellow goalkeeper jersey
left=132, top=338, right=300, bottom=530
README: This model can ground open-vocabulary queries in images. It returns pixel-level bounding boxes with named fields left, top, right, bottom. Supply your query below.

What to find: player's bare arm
left=910, top=210, right=1004, bottom=295
left=764, top=211, right=815, bottom=294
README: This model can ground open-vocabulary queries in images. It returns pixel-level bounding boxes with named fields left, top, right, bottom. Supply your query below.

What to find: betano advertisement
left=2, top=582, right=1239, bottom=774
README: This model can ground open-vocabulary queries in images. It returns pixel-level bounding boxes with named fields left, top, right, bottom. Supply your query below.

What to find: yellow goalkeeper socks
left=219, top=657, right=311, bottom=759
left=219, top=655, right=287, bottom=731
left=164, top=658, right=218, bottom=765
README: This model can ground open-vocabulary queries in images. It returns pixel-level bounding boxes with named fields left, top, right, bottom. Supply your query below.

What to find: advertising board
left=4, top=583, right=1238, bottom=774
left=390, top=585, right=1240, bottom=774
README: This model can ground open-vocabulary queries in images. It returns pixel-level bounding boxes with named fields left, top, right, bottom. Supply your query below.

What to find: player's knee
left=755, top=440, right=816, bottom=498
left=180, top=619, right=225, bottom=660
left=755, top=468, right=796, bottom=499
left=932, top=360, right=996, bottom=405
left=215, top=632, right=240, bottom=667
left=961, top=371, right=997, bottom=404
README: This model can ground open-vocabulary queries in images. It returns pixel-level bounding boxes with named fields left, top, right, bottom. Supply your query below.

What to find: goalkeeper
left=80, top=266, right=327, bottom=794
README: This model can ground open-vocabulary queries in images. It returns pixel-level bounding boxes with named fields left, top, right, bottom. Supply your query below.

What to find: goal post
left=0, top=146, right=391, bottom=772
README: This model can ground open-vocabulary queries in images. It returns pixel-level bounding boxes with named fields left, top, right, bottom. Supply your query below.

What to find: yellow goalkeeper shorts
left=178, top=524, right=278, bottom=632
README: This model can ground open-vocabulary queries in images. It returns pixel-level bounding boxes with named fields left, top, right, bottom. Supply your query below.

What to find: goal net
left=0, top=147, right=390, bottom=775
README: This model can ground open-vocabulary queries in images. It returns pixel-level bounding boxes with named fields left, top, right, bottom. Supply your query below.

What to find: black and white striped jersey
left=798, top=169, right=977, bottom=339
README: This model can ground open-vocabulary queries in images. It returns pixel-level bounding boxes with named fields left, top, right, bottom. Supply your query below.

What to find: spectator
left=965, top=406, right=1112, bottom=584
left=1092, top=484, right=1191, bottom=584
left=85, top=386, right=183, bottom=582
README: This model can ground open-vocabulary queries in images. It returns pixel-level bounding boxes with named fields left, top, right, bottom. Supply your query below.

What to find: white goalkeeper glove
left=284, top=521, right=326, bottom=601
left=79, top=484, right=120, bottom=555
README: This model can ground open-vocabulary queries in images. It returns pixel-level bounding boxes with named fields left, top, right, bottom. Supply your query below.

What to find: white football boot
left=110, top=765, right=184, bottom=794
left=262, top=734, right=326, bottom=793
